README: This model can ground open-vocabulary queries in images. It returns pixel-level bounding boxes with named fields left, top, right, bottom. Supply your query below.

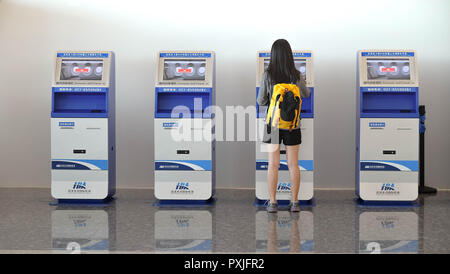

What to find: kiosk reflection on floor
left=357, top=209, right=419, bottom=254
left=2, top=189, right=450, bottom=253
left=51, top=205, right=116, bottom=253
left=155, top=210, right=213, bottom=252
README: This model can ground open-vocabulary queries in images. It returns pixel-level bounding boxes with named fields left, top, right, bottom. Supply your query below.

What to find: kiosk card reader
left=51, top=51, right=116, bottom=201
left=255, top=51, right=314, bottom=202
left=154, top=51, right=216, bottom=201
left=356, top=50, right=419, bottom=202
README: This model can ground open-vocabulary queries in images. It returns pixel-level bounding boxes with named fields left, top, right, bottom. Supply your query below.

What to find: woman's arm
left=257, top=72, right=270, bottom=106
left=297, top=73, right=310, bottom=98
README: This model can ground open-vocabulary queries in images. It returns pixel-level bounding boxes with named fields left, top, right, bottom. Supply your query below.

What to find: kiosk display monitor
left=366, top=58, right=410, bottom=80
left=60, top=59, right=104, bottom=81
left=163, top=59, right=206, bottom=81
left=263, top=59, right=307, bottom=76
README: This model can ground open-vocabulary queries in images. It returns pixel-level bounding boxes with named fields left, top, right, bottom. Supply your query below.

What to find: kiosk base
left=153, top=197, right=216, bottom=208
left=354, top=198, right=419, bottom=208
left=419, top=185, right=437, bottom=194
left=50, top=197, right=115, bottom=207
left=253, top=198, right=315, bottom=209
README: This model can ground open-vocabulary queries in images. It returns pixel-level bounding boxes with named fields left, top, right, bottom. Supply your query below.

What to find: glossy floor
left=0, top=188, right=449, bottom=254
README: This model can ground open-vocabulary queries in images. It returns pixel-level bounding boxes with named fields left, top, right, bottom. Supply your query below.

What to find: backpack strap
left=293, top=97, right=300, bottom=129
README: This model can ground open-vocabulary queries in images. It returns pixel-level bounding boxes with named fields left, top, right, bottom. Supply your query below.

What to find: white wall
left=1, top=0, right=449, bottom=189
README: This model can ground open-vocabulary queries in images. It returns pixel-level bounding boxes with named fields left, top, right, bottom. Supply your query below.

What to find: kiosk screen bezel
left=54, top=53, right=111, bottom=86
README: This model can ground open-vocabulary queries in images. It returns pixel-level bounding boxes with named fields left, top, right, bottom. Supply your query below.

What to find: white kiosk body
left=154, top=51, right=216, bottom=201
left=255, top=51, right=314, bottom=202
left=356, top=50, right=419, bottom=202
left=51, top=51, right=116, bottom=201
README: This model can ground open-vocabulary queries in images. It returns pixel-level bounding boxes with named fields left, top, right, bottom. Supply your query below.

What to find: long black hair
left=267, top=39, right=300, bottom=84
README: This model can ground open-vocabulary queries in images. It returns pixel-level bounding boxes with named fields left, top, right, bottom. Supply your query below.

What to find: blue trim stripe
left=52, top=159, right=108, bottom=170
left=155, top=160, right=212, bottom=171
left=361, top=52, right=414, bottom=57
left=155, top=87, right=212, bottom=93
left=156, top=239, right=212, bottom=251
left=57, top=52, right=109, bottom=58
left=259, top=52, right=311, bottom=58
left=301, top=240, right=314, bottom=252
left=51, top=112, right=108, bottom=118
left=360, top=87, right=418, bottom=92
left=256, top=160, right=314, bottom=171
left=53, top=87, right=108, bottom=93
left=159, top=52, right=211, bottom=58
left=360, top=160, right=418, bottom=171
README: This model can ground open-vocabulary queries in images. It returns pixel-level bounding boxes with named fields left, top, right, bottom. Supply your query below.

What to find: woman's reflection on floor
left=267, top=212, right=301, bottom=253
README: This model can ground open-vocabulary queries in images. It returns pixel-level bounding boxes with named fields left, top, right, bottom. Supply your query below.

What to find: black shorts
left=262, top=126, right=302, bottom=146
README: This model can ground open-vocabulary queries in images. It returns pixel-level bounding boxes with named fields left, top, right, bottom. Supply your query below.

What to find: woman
left=257, top=39, right=310, bottom=213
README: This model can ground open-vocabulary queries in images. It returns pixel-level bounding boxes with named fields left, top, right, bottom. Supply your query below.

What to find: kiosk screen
left=366, top=58, right=410, bottom=80
left=264, top=59, right=307, bottom=76
left=163, top=59, right=206, bottom=81
left=60, top=59, right=103, bottom=81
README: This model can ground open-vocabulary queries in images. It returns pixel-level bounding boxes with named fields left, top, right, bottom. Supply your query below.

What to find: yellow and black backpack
left=266, top=83, right=302, bottom=133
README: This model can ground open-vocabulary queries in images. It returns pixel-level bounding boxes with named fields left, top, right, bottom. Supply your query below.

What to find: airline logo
left=171, top=182, right=194, bottom=194
left=73, top=181, right=87, bottom=189
left=68, top=181, right=91, bottom=193
left=277, top=182, right=291, bottom=193
left=376, top=183, right=399, bottom=195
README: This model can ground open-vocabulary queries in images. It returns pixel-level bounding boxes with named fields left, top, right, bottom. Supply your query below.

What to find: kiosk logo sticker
left=59, top=122, right=75, bottom=128
left=377, top=183, right=399, bottom=195
left=277, top=182, right=291, bottom=193
left=381, top=183, right=395, bottom=191
left=369, top=122, right=385, bottom=128
left=171, top=182, right=194, bottom=194
left=163, top=122, right=179, bottom=129
left=176, top=182, right=189, bottom=190
left=69, top=181, right=91, bottom=193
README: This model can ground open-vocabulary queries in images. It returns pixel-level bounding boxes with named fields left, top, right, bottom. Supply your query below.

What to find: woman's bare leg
left=267, top=144, right=280, bottom=204
left=286, top=145, right=300, bottom=202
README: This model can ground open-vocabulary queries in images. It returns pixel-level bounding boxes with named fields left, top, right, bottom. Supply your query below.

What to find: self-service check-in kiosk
left=51, top=51, right=116, bottom=202
left=255, top=51, right=314, bottom=203
left=154, top=51, right=216, bottom=202
left=356, top=50, right=419, bottom=202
